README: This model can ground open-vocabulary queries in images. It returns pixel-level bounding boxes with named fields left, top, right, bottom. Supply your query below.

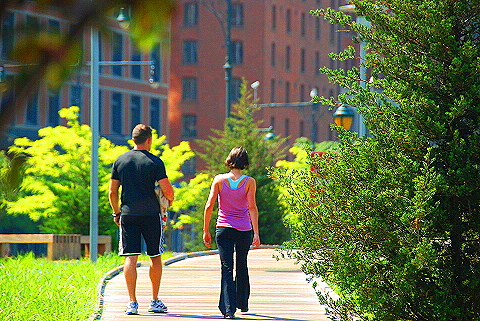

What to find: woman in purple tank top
left=203, top=147, right=261, bottom=319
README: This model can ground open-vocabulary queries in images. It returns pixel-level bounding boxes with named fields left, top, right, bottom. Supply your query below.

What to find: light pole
left=89, top=25, right=99, bottom=262
left=339, top=4, right=370, bottom=137
left=310, top=88, right=319, bottom=145
left=224, top=0, right=233, bottom=119
left=202, top=0, right=233, bottom=119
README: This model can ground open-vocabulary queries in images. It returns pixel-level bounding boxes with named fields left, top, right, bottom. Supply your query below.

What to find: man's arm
left=109, top=179, right=121, bottom=226
left=158, top=177, right=174, bottom=205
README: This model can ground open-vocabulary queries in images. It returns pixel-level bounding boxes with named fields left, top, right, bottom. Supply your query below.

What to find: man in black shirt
left=109, top=124, right=174, bottom=315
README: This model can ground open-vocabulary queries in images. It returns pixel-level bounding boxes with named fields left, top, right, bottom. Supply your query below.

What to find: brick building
left=1, top=0, right=354, bottom=174
left=0, top=3, right=169, bottom=148
left=169, top=0, right=348, bottom=170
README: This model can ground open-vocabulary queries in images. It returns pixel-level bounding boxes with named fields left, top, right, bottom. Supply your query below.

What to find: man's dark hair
left=225, top=146, right=249, bottom=170
left=132, top=124, right=153, bottom=145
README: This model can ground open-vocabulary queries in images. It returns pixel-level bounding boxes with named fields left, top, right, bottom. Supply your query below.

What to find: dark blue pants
left=216, top=226, right=253, bottom=315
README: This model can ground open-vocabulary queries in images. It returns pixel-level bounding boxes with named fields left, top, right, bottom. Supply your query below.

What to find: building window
left=70, top=84, right=82, bottom=110
left=26, top=93, right=38, bottom=125
left=286, top=9, right=291, bottom=33
left=315, top=17, right=321, bottom=40
left=270, top=79, right=276, bottom=103
left=285, top=118, right=290, bottom=137
left=1, top=13, right=14, bottom=59
left=299, top=84, right=305, bottom=102
left=131, top=95, right=141, bottom=129
left=182, top=156, right=197, bottom=175
left=150, top=98, right=161, bottom=133
left=48, top=20, right=60, bottom=34
left=299, top=120, right=305, bottom=137
left=271, top=43, right=276, bottom=67
left=285, top=82, right=290, bottom=103
left=330, top=22, right=335, bottom=44
left=232, top=3, right=244, bottom=27
left=112, top=32, right=123, bottom=76
left=47, top=91, right=60, bottom=126
left=271, top=5, right=277, bottom=30
left=300, top=48, right=306, bottom=73
left=182, top=77, right=198, bottom=100
left=231, top=77, right=242, bottom=102
left=301, top=13, right=306, bottom=36
left=183, top=40, right=198, bottom=64
left=315, top=51, right=321, bottom=75
left=131, top=46, right=141, bottom=79
left=270, top=116, right=275, bottom=130
left=182, top=114, right=197, bottom=139
left=184, top=2, right=198, bottom=26
left=285, top=46, right=291, bottom=70
left=231, top=41, right=243, bottom=65
left=111, top=92, right=123, bottom=134
left=99, top=34, right=105, bottom=74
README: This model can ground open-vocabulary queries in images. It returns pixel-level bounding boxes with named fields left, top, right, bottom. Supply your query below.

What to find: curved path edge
left=90, top=245, right=282, bottom=320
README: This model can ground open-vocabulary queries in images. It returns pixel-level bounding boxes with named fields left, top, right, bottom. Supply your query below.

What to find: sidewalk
left=98, top=248, right=330, bottom=320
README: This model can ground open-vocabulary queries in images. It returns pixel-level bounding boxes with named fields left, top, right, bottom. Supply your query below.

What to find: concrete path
left=99, top=248, right=330, bottom=321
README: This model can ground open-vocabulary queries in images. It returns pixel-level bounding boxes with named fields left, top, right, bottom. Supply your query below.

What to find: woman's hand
left=251, top=233, right=261, bottom=249
left=203, top=230, right=212, bottom=248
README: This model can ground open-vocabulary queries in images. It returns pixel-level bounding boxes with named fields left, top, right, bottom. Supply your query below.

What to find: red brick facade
left=2, top=1, right=354, bottom=172
left=168, top=0, right=346, bottom=163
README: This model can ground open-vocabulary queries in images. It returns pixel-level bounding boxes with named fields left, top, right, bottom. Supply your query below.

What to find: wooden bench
left=80, top=235, right=112, bottom=258
left=0, top=234, right=112, bottom=260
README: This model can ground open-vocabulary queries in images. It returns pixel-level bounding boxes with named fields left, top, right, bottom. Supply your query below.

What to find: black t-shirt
left=111, top=149, right=168, bottom=215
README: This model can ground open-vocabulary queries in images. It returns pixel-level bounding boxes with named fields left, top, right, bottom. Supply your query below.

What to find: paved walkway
left=99, top=248, right=331, bottom=321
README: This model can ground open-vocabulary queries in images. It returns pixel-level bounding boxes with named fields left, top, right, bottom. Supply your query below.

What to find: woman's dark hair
left=132, top=124, right=153, bottom=145
left=225, top=146, right=249, bottom=170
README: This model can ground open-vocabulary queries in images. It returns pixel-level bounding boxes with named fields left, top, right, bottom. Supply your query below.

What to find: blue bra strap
left=227, top=175, right=247, bottom=189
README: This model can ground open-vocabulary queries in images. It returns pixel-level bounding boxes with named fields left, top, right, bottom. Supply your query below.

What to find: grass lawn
left=0, top=252, right=172, bottom=321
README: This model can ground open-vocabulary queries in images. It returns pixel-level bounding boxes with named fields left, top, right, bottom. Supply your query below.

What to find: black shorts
left=119, top=214, right=165, bottom=257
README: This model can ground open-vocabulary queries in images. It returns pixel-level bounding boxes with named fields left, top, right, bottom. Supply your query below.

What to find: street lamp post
left=89, top=26, right=100, bottom=262
left=339, top=4, right=370, bottom=137
left=310, top=88, right=319, bottom=145
left=224, top=0, right=233, bottom=119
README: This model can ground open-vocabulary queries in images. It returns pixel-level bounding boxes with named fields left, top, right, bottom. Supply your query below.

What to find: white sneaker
left=125, top=301, right=139, bottom=315
left=148, top=299, right=168, bottom=313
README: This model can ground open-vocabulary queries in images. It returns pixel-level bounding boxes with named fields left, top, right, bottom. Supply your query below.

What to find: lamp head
left=117, top=7, right=131, bottom=30
left=333, top=104, right=354, bottom=131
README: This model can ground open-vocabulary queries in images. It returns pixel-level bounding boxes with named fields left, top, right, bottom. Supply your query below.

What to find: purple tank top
left=216, top=176, right=252, bottom=231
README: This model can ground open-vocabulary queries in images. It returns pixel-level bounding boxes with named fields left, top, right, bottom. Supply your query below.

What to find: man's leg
left=124, top=255, right=139, bottom=302
left=149, top=255, right=163, bottom=300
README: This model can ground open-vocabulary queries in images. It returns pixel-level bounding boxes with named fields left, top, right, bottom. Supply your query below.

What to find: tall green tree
left=274, top=1, right=480, bottom=320
left=175, top=79, right=291, bottom=249
left=7, top=106, right=194, bottom=238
